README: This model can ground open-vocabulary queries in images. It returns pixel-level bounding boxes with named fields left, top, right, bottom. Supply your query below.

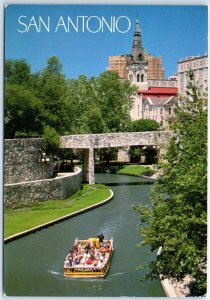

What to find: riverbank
left=4, top=184, right=113, bottom=241
left=117, top=164, right=156, bottom=177
left=161, top=275, right=192, bottom=297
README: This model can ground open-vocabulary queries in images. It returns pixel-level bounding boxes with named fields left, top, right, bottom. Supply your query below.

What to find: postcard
left=3, top=2, right=208, bottom=297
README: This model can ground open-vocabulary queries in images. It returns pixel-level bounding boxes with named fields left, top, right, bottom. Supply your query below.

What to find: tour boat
left=64, top=237, right=114, bottom=278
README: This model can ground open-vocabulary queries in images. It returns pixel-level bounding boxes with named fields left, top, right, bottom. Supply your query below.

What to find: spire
left=132, top=14, right=144, bottom=62
left=128, top=14, right=148, bottom=84
left=135, top=14, right=140, bottom=34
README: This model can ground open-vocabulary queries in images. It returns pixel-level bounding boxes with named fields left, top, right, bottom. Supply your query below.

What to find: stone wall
left=60, top=131, right=173, bottom=149
left=4, top=167, right=82, bottom=208
left=117, top=147, right=130, bottom=162
left=4, top=139, right=54, bottom=184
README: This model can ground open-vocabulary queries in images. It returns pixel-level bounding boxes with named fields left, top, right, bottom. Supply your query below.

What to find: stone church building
left=127, top=16, right=178, bottom=130
left=108, top=16, right=178, bottom=130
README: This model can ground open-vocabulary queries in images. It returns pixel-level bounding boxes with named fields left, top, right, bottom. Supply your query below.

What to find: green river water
left=4, top=173, right=165, bottom=297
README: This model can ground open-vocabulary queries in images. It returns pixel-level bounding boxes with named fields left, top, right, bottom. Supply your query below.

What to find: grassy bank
left=4, top=184, right=111, bottom=239
left=117, top=165, right=155, bottom=177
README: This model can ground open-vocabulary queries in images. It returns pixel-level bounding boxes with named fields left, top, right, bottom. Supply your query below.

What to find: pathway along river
left=4, top=173, right=165, bottom=297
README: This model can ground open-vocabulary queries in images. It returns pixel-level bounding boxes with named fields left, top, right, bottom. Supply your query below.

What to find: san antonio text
left=18, top=15, right=131, bottom=33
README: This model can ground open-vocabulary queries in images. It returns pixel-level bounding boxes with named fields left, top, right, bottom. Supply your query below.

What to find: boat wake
left=48, top=270, right=63, bottom=277
left=99, top=216, right=124, bottom=238
left=110, top=272, right=125, bottom=277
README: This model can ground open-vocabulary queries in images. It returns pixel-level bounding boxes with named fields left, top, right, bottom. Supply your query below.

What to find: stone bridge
left=60, top=131, right=172, bottom=184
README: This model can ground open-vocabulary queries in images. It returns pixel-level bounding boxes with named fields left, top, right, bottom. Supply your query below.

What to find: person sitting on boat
left=80, top=253, right=88, bottom=266
left=64, top=258, right=71, bottom=269
left=77, top=243, right=83, bottom=253
left=98, top=256, right=105, bottom=268
left=85, top=256, right=93, bottom=265
left=73, top=253, right=81, bottom=265
left=72, top=241, right=79, bottom=253
left=99, top=241, right=110, bottom=253
left=85, top=241, right=91, bottom=254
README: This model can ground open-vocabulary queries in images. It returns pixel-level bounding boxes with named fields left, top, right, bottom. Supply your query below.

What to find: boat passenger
left=93, top=259, right=98, bottom=267
left=86, top=257, right=93, bottom=265
left=85, top=241, right=91, bottom=253
left=67, top=251, right=73, bottom=258
left=80, top=255, right=86, bottom=265
left=105, top=243, right=111, bottom=253
left=98, top=234, right=104, bottom=243
left=98, top=234, right=108, bottom=247
left=73, top=256, right=80, bottom=265
left=64, top=258, right=71, bottom=268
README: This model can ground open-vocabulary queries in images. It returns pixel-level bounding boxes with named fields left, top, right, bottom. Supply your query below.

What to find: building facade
left=140, top=87, right=178, bottom=130
left=127, top=16, right=178, bottom=129
left=177, top=54, right=208, bottom=95
left=147, top=78, right=177, bottom=88
left=107, top=16, right=181, bottom=129
left=130, top=86, right=178, bottom=130
left=108, top=54, right=131, bottom=79
left=108, top=53, right=166, bottom=82
left=145, top=54, right=165, bottom=80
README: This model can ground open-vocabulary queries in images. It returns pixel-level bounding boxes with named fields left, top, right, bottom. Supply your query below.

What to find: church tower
left=128, top=15, right=148, bottom=85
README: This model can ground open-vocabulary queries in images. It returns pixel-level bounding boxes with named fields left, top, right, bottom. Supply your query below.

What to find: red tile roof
left=138, top=87, right=178, bottom=97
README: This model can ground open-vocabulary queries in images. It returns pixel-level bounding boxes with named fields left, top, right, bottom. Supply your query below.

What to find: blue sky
left=5, top=5, right=208, bottom=79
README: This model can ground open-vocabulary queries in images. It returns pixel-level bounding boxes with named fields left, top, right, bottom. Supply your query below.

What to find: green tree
left=131, top=119, right=159, bottom=132
left=135, top=72, right=207, bottom=296
left=64, top=71, right=136, bottom=134
left=4, top=56, right=70, bottom=145
left=5, top=84, right=44, bottom=138
left=5, top=59, right=31, bottom=85
left=31, top=56, right=69, bottom=134
left=64, top=75, right=105, bottom=134
left=95, top=71, right=135, bottom=132
left=42, top=125, right=60, bottom=154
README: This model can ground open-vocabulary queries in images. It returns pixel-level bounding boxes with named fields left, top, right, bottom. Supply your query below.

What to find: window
left=137, top=74, right=140, bottom=82
left=139, top=53, right=143, bottom=61
left=141, top=74, right=144, bottom=82
left=169, top=107, right=172, bottom=115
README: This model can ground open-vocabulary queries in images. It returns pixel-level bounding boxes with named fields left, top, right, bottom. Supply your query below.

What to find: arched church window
left=139, top=53, right=143, bottom=61
left=141, top=74, right=144, bottom=82
left=137, top=74, right=140, bottom=82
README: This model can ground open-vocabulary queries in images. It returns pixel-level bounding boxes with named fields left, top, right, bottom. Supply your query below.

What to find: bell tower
left=128, top=15, right=148, bottom=85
